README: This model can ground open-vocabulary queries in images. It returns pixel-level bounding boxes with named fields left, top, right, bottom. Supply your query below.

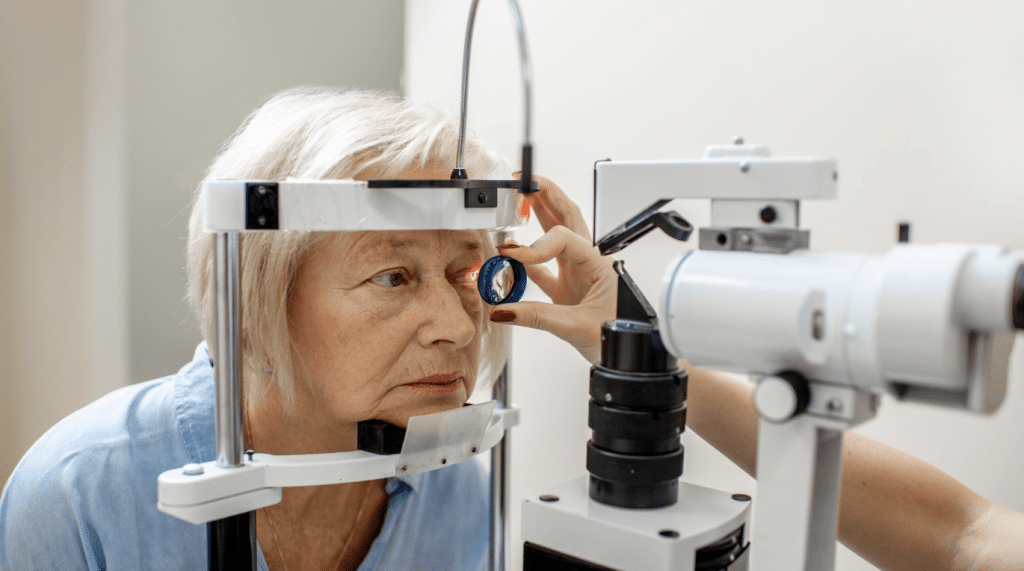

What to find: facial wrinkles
left=348, top=231, right=485, bottom=409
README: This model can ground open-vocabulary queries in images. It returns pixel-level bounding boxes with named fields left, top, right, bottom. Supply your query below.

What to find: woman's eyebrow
left=386, top=238, right=481, bottom=252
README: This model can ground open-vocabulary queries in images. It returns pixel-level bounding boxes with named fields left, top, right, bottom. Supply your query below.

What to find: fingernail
left=497, top=244, right=521, bottom=251
left=490, top=310, right=516, bottom=323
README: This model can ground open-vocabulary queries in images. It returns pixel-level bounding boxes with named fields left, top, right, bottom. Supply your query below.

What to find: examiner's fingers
left=488, top=300, right=603, bottom=365
left=521, top=262, right=558, bottom=297
left=497, top=225, right=595, bottom=268
left=513, top=173, right=591, bottom=240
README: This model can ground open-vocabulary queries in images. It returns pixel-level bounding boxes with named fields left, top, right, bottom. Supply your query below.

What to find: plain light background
left=405, top=1, right=1024, bottom=570
left=0, top=0, right=404, bottom=485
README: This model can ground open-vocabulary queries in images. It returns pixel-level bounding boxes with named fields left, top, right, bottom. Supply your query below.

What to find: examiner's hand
left=488, top=174, right=618, bottom=365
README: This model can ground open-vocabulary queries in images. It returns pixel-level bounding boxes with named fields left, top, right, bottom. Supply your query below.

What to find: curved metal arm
left=455, top=0, right=535, bottom=194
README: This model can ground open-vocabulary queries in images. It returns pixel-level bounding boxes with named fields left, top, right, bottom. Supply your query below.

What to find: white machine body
left=203, top=179, right=530, bottom=232
left=158, top=402, right=519, bottom=525
left=522, top=477, right=751, bottom=571
left=593, top=144, right=836, bottom=241
left=573, top=142, right=1023, bottom=570
left=659, top=245, right=1022, bottom=413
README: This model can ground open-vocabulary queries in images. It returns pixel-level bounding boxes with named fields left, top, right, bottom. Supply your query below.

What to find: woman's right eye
left=370, top=270, right=410, bottom=288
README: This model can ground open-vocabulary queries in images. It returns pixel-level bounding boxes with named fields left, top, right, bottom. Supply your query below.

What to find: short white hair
left=186, top=86, right=512, bottom=413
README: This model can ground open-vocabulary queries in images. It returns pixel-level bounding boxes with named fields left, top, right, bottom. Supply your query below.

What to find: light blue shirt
left=0, top=343, right=489, bottom=570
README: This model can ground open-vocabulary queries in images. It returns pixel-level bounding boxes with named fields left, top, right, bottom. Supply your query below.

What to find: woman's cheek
left=358, top=290, right=407, bottom=322
left=458, top=286, right=484, bottom=322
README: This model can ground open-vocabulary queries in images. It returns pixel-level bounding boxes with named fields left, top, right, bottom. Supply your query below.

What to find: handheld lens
left=478, top=256, right=528, bottom=305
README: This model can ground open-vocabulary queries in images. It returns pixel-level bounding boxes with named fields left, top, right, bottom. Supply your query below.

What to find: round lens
left=491, top=260, right=515, bottom=302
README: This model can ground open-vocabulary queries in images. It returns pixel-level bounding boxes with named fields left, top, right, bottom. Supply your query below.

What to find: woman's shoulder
left=0, top=344, right=215, bottom=570
left=11, top=343, right=214, bottom=480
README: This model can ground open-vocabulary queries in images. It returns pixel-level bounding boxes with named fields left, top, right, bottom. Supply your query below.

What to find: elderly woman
left=3, top=86, right=1023, bottom=571
left=0, top=86, right=563, bottom=571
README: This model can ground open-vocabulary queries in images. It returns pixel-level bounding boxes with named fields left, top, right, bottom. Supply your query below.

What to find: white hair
left=186, top=86, right=512, bottom=413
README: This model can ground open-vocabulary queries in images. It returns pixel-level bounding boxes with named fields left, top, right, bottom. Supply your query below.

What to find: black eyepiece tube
left=1013, top=265, right=1024, bottom=330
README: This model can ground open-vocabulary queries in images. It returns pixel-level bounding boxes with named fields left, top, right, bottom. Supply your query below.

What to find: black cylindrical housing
left=588, top=401, right=685, bottom=455
left=587, top=441, right=684, bottom=508
left=601, top=320, right=675, bottom=373
left=588, top=319, right=686, bottom=509
left=590, top=366, right=686, bottom=408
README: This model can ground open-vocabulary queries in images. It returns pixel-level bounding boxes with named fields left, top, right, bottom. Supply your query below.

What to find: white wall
left=0, top=0, right=405, bottom=486
left=0, top=0, right=93, bottom=484
left=126, top=0, right=406, bottom=384
left=405, top=1, right=1024, bottom=569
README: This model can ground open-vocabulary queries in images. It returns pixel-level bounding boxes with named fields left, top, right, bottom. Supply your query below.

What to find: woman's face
left=287, top=228, right=487, bottom=429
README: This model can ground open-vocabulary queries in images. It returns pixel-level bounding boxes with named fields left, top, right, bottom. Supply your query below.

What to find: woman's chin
left=383, top=391, right=469, bottom=428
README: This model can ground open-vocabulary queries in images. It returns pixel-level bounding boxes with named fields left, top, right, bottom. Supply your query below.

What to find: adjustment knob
left=754, top=371, right=811, bottom=423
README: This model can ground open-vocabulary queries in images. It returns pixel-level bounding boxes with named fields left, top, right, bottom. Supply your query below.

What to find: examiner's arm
left=683, top=363, right=1024, bottom=571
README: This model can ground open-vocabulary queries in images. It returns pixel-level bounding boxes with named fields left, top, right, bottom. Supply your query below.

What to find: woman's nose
left=416, top=277, right=478, bottom=348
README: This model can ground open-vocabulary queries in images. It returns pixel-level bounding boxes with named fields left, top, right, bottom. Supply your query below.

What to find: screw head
left=827, top=399, right=844, bottom=413
left=539, top=494, right=559, bottom=502
left=733, top=136, right=744, bottom=145
left=740, top=161, right=751, bottom=173
left=658, top=529, right=680, bottom=539
left=257, top=185, right=268, bottom=195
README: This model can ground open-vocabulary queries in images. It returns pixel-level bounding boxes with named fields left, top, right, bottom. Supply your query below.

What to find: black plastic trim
left=245, top=182, right=279, bottom=230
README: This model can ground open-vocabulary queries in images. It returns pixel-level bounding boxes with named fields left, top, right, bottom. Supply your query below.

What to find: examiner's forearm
left=682, top=362, right=988, bottom=571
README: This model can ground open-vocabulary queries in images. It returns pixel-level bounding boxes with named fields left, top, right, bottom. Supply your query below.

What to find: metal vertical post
left=489, top=229, right=514, bottom=571
left=208, top=231, right=256, bottom=571
left=490, top=362, right=511, bottom=571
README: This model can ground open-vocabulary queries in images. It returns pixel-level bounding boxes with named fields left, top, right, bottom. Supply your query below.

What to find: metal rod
left=455, top=0, right=481, bottom=171
left=214, top=231, right=244, bottom=469
left=490, top=226, right=512, bottom=571
left=507, top=0, right=532, bottom=145
left=490, top=361, right=511, bottom=571
left=209, top=231, right=255, bottom=571
left=455, top=0, right=534, bottom=172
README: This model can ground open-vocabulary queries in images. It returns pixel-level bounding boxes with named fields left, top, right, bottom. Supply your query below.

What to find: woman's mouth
left=405, top=373, right=463, bottom=396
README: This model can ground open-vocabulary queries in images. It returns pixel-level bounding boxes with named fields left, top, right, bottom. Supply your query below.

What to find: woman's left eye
left=455, top=267, right=480, bottom=287
left=370, top=270, right=410, bottom=288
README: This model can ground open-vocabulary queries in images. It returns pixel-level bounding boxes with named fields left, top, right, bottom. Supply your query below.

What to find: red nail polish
left=490, top=310, right=516, bottom=323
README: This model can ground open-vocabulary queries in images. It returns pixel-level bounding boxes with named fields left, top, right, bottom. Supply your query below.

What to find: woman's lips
left=405, top=373, right=463, bottom=396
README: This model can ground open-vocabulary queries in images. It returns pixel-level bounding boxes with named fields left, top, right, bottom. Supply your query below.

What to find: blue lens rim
left=478, top=255, right=528, bottom=306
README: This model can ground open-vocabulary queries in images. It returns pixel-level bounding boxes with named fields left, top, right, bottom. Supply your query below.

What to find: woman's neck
left=245, top=384, right=359, bottom=456
left=245, top=387, right=388, bottom=571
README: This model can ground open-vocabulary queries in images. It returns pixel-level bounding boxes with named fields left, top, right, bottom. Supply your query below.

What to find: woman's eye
left=370, top=270, right=410, bottom=288
left=454, top=267, right=480, bottom=287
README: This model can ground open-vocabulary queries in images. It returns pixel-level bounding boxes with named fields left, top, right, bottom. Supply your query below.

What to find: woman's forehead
left=334, top=230, right=487, bottom=261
